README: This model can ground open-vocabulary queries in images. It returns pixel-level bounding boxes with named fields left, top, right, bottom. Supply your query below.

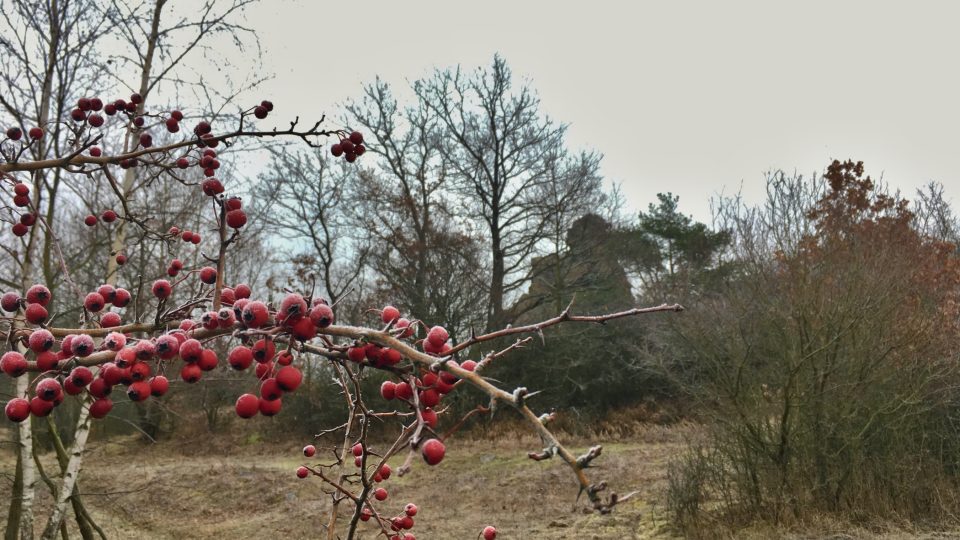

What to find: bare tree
left=413, top=55, right=603, bottom=330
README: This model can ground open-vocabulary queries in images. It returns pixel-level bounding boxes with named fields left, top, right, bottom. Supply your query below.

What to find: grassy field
left=0, top=423, right=689, bottom=539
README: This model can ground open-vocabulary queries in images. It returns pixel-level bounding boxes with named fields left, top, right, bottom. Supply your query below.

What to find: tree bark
left=40, top=396, right=93, bottom=540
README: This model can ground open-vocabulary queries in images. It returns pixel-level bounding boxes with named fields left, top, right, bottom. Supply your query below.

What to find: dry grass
left=0, top=422, right=689, bottom=539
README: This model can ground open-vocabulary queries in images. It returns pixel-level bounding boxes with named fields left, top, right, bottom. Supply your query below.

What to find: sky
left=225, top=0, right=960, bottom=223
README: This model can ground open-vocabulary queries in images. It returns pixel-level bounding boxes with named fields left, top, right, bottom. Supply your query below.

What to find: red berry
left=88, top=114, right=104, bottom=127
left=28, top=329, right=54, bottom=352
left=354, top=144, right=366, bottom=156
left=226, top=209, right=247, bottom=229
left=104, top=332, right=126, bottom=351
left=381, top=306, right=400, bottom=324
left=374, top=487, right=387, bottom=501
left=24, top=303, right=48, bottom=324
left=199, top=266, right=217, bottom=284
left=236, top=394, right=259, bottom=418
left=427, top=326, right=449, bottom=348
left=70, top=366, right=93, bottom=387
left=422, top=407, right=438, bottom=428
left=421, top=438, right=445, bottom=465
left=11, top=224, right=27, bottom=237
left=404, top=503, right=418, bottom=517
left=171, top=110, right=184, bottom=121
left=228, top=346, right=254, bottom=371
left=151, top=279, right=172, bottom=299
left=291, top=317, right=316, bottom=341
left=201, top=178, right=224, bottom=196
left=130, top=93, right=143, bottom=104
left=482, top=526, right=497, bottom=540
left=30, top=396, right=54, bottom=417
left=155, top=334, right=180, bottom=359
left=340, top=140, right=355, bottom=153
left=84, top=292, right=105, bottom=312
left=260, top=378, right=283, bottom=401
left=36, top=378, right=63, bottom=402
left=89, top=398, right=113, bottom=419
left=180, top=363, right=202, bottom=383
left=176, top=157, right=189, bottom=168
left=380, top=381, right=396, bottom=400
left=303, top=445, right=316, bottom=457
left=253, top=105, right=268, bottom=119
left=1, top=352, right=27, bottom=377
left=165, top=118, right=179, bottom=133
left=179, top=339, right=203, bottom=363
left=349, top=131, right=363, bottom=145
left=198, top=349, right=219, bottom=371
left=330, top=143, right=343, bottom=157
left=84, top=215, right=98, bottom=227
left=70, top=108, right=85, bottom=122
left=345, top=153, right=357, bottom=163
left=139, top=133, right=152, bottom=148
left=309, top=303, right=334, bottom=328
left=296, top=466, right=309, bottom=479
left=113, top=288, right=131, bottom=307
left=261, top=100, right=274, bottom=112
left=101, top=210, right=117, bottom=222
left=234, top=283, right=251, bottom=299
left=352, top=443, right=363, bottom=457
left=242, top=301, right=269, bottom=328
left=276, top=350, right=293, bottom=366
left=14, top=183, right=29, bottom=196
left=395, top=381, right=413, bottom=400
left=253, top=362, right=273, bottom=381
left=149, top=376, right=170, bottom=397
left=115, top=253, right=127, bottom=265
left=259, top=396, right=282, bottom=416
left=71, top=335, right=95, bottom=356
left=6, top=127, right=22, bottom=140
left=35, top=351, right=58, bottom=372
left=0, top=292, right=19, bottom=312
left=252, top=338, right=275, bottom=363
left=275, top=366, right=302, bottom=392
left=19, top=213, right=35, bottom=226
left=5, top=398, right=30, bottom=422
left=279, top=293, right=308, bottom=323
left=89, top=147, right=102, bottom=157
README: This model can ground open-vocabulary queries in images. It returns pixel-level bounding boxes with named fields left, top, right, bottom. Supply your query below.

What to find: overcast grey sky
left=236, top=0, right=959, bottom=222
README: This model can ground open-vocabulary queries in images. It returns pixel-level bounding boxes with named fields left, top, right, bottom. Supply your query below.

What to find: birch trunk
left=16, top=376, right=36, bottom=540
left=39, top=397, right=92, bottom=540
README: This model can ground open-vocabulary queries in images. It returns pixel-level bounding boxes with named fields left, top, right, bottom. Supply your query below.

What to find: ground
left=0, top=423, right=688, bottom=539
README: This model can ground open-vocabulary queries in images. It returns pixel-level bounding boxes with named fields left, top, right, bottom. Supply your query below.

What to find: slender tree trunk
left=488, top=226, right=505, bottom=331
left=106, top=0, right=164, bottom=282
left=4, top=450, right=23, bottom=540
left=46, top=417, right=95, bottom=540
left=16, top=376, right=36, bottom=540
left=40, top=397, right=92, bottom=540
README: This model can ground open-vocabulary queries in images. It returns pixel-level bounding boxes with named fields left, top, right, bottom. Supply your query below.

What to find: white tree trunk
left=16, top=375, right=36, bottom=540
left=40, top=395, right=92, bottom=540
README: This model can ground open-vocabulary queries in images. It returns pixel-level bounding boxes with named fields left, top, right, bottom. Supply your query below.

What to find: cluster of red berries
left=4, top=126, right=44, bottom=142
left=69, top=94, right=141, bottom=129
left=2, top=284, right=133, bottom=422
left=168, top=226, right=202, bottom=245
left=0, top=281, right=320, bottom=423
left=84, top=209, right=118, bottom=227
left=175, top=147, right=220, bottom=178
left=8, top=182, right=37, bottom=237
left=330, top=131, right=366, bottom=163
left=253, top=100, right=274, bottom=119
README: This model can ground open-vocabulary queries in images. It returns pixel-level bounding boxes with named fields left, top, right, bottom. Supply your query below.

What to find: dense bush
left=665, top=161, right=960, bottom=532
